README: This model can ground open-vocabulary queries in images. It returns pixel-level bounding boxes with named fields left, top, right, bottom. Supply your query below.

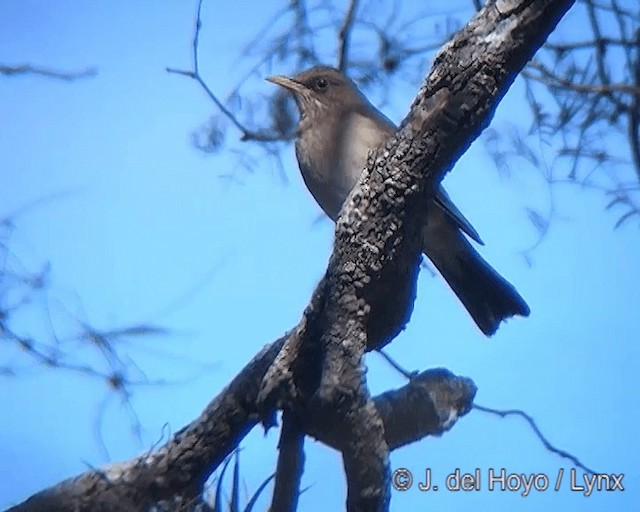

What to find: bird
left=267, top=66, right=530, bottom=336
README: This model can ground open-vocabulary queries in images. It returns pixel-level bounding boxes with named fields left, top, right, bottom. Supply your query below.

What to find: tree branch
left=8, top=0, right=576, bottom=510
left=0, top=64, right=97, bottom=81
left=8, top=335, right=474, bottom=512
left=257, top=1, right=576, bottom=510
left=166, top=0, right=285, bottom=143
left=474, top=404, right=599, bottom=474
left=270, top=412, right=305, bottom=512
left=337, top=0, right=360, bottom=71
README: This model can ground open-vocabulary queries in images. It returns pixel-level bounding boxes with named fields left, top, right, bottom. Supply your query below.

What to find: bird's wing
left=433, top=187, right=485, bottom=245
left=351, top=103, right=484, bottom=245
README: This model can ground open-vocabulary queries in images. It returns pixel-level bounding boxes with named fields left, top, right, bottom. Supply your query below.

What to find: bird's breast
left=295, top=112, right=390, bottom=221
left=295, top=130, right=354, bottom=220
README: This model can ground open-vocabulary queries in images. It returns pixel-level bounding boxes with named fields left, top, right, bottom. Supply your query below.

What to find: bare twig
left=628, top=28, right=640, bottom=178
left=474, top=404, right=599, bottom=475
left=0, top=64, right=97, bottom=81
left=337, top=0, right=360, bottom=71
left=291, top=0, right=318, bottom=65
left=166, top=0, right=284, bottom=142
left=376, top=349, right=418, bottom=380
left=526, top=60, right=640, bottom=95
left=503, top=0, right=640, bottom=229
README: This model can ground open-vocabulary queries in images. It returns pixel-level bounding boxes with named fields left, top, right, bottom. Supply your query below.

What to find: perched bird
left=267, top=66, right=529, bottom=335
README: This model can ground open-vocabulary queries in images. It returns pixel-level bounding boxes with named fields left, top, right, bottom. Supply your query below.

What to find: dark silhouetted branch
left=0, top=64, right=96, bottom=81
left=270, top=412, right=305, bottom=512
left=337, top=0, right=360, bottom=71
left=474, top=404, right=599, bottom=475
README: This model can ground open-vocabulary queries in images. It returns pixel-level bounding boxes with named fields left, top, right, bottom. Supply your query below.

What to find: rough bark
left=258, top=0, right=575, bottom=510
left=270, top=412, right=305, bottom=512
left=8, top=344, right=474, bottom=512
left=8, top=0, right=574, bottom=511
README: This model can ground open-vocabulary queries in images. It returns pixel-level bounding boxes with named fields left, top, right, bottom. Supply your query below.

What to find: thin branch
left=291, top=0, right=318, bottom=65
left=628, top=28, right=640, bottom=179
left=0, top=64, right=97, bottom=81
left=546, top=36, right=638, bottom=50
left=526, top=61, right=640, bottom=95
left=376, top=349, right=418, bottom=380
left=270, top=412, right=305, bottom=512
left=590, top=0, right=638, bottom=19
left=337, top=0, right=360, bottom=71
left=473, top=404, right=599, bottom=475
left=166, top=0, right=285, bottom=142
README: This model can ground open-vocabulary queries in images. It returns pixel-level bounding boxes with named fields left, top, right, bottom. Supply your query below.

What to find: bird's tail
left=423, top=224, right=530, bottom=336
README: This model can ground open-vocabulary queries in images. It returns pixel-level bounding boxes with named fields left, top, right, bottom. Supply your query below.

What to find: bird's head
left=267, top=66, right=366, bottom=120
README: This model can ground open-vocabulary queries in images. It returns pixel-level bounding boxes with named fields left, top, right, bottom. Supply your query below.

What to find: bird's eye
left=314, top=78, right=328, bottom=92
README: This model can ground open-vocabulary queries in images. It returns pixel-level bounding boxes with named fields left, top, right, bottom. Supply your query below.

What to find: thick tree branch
left=8, top=0, right=575, bottom=510
left=303, top=369, right=476, bottom=451
left=8, top=339, right=286, bottom=512
left=8, top=335, right=474, bottom=511
left=258, top=1, right=575, bottom=510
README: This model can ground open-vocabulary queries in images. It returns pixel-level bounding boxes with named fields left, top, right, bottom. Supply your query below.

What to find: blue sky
left=1, top=1, right=638, bottom=510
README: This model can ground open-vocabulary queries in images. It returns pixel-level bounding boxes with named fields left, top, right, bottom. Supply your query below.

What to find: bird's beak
left=266, top=75, right=306, bottom=94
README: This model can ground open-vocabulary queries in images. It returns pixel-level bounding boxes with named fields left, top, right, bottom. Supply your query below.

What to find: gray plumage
left=268, top=66, right=529, bottom=335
